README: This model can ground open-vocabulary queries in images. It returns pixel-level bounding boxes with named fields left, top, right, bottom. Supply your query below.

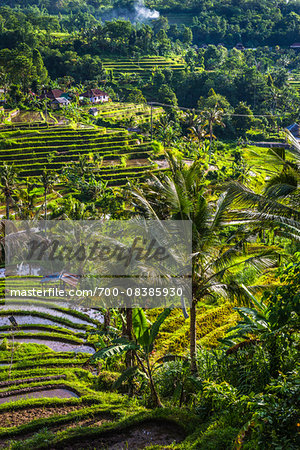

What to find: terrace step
left=0, top=375, right=66, bottom=389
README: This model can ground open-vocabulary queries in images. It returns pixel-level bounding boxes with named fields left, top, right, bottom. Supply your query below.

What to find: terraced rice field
left=0, top=272, right=236, bottom=448
left=289, top=73, right=300, bottom=90
left=0, top=283, right=187, bottom=448
left=102, top=56, right=185, bottom=80
left=0, top=122, right=164, bottom=185
left=0, top=118, right=198, bottom=449
left=88, top=102, right=162, bottom=125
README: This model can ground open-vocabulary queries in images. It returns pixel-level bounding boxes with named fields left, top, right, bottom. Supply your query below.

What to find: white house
left=79, top=89, right=109, bottom=103
left=51, top=97, right=70, bottom=109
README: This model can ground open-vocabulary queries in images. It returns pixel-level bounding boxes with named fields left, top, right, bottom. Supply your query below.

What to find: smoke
left=134, top=0, right=159, bottom=21
left=101, top=0, right=160, bottom=23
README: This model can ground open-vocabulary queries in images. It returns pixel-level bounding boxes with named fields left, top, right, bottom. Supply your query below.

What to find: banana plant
left=221, top=286, right=293, bottom=377
left=91, top=307, right=174, bottom=408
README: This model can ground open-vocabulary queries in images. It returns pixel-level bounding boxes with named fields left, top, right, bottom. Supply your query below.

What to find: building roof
left=290, top=43, right=300, bottom=48
left=287, top=123, right=300, bottom=136
left=42, top=89, right=65, bottom=100
left=52, top=97, right=69, bottom=104
left=81, top=89, right=109, bottom=98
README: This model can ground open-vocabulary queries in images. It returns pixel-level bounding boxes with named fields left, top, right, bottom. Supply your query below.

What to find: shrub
left=192, top=421, right=239, bottom=450
left=245, top=129, right=268, bottom=141
left=0, top=337, right=8, bottom=350
left=95, top=370, right=121, bottom=391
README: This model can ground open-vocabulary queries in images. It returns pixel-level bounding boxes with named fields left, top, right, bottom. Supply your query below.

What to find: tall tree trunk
left=125, top=308, right=133, bottom=369
left=190, top=298, right=197, bottom=374
left=44, top=189, right=47, bottom=219
left=209, top=119, right=213, bottom=162
left=6, top=195, right=9, bottom=220
left=146, top=356, right=163, bottom=408
left=104, top=309, right=111, bottom=332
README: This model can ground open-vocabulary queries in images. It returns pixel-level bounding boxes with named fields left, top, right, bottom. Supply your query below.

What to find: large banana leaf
left=139, top=308, right=172, bottom=353
left=112, top=365, right=139, bottom=389
left=91, top=342, right=139, bottom=361
left=132, top=308, right=151, bottom=342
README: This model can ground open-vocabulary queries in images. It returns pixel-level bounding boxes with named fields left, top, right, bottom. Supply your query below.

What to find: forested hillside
left=1, top=0, right=300, bottom=45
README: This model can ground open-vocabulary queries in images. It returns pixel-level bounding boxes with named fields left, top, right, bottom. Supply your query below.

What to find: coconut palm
left=225, top=139, right=300, bottom=238
left=202, top=105, right=225, bottom=160
left=154, top=115, right=179, bottom=147
left=129, top=152, right=276, bottom=373
left=0, top=164, right=19, bottom=219
left=181, top=109, right=202, bottom=133
left=50, top=196, right=93, bottom=220
left=15, top=180, right=40, bottom=220
left=40, top=169, right=58, bottom=220
left=187, top=122, right=209, bottom=154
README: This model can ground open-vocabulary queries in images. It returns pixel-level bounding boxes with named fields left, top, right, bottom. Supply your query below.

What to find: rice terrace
left=0, top=0, right=299, bottom=449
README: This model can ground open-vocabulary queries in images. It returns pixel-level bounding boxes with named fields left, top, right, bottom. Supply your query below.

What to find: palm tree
left=71, top=83, right=85, bottom=106
left=181, top=109, right=201, bottom=132
left=202, top=105, right=225, bottom=161
left=15, top=180, right=39, bottom=220
left=188, top=122, right=209, bottom=154
left=226, top=142, right=300, bottom=238
left=129, top=153, right=276, bottom=373
left=260, top=144, right=300, bottom=206
left=50, top=196, right=93, bottom=220
left=154, top=115, right=178, bottom=147
left=40, top=169, right=58, bottom=220
left=0, top=164, right=19, bottom=219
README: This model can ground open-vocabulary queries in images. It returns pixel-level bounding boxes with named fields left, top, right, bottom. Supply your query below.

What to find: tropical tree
left=232, top=102, right=254, bottom=136
left=187, top=122, right=209, bottom=153
left=50, top=196, right=93, bottom=220
left=202, top=104, right=225, bottom=160
left=0, top=163, right=19, bottom=219
left=154, top=115, right=179, bottom=147
left=91, top=307, right=172, bottom=407
left=224, top=266, right=299, bottom=379
left=39, top=169, right=57, bottom=220
left=180, top=109, right=201, bottom=133
left=0, top=70, right=9, bottom=104
left=15, top=180, right=39, bottom=220
left=129, top=153, right=276, bottom=373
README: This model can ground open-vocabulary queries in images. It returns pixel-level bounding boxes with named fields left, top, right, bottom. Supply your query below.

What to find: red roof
left=41, top=89, right=64, bottom=100
left=81, top=89, right=109, bottom=98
